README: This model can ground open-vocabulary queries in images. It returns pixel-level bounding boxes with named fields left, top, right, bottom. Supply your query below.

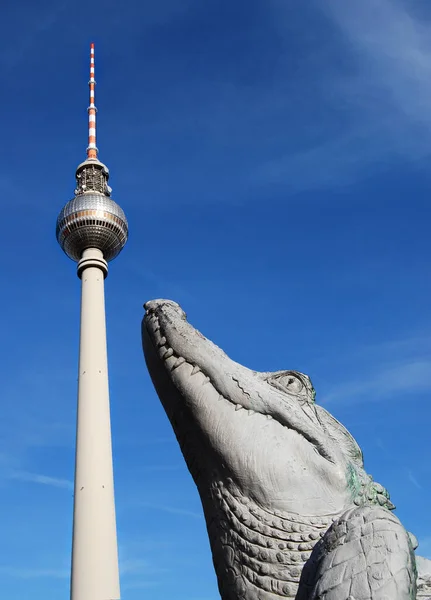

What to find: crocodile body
left=142, top=299, right=426, bottom=599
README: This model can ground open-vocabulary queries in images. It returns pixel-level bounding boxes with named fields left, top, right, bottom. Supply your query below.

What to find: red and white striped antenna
left=87, top=43, right=98, bottom=159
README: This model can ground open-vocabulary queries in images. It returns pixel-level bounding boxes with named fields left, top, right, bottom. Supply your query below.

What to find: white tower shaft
left=71, top=248, right=121, bottom=600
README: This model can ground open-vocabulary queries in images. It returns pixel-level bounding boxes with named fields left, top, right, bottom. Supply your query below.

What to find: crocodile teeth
left=158, top=336, right=167, bottom=347
left=202, top=376, right=211, bottom=385
left=235, top=404, right=243, bottom=411
left=248, top=410, right=256, bottom=416
left=191, top=365, right=201, bottom=375
left=266, top=415, right=273, bottom=420
left=163, top=348, right=174, bottom=359
left=171, top=357, right=186, bottom=370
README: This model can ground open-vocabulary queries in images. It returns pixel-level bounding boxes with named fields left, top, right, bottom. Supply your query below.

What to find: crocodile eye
left=277, top=374, right=303, bottom=394
left=267, top=372, right=305, bottom=395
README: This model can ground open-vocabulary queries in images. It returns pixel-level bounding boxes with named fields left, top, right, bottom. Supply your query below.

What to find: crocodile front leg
left=296, top=505, right=417, bottom=600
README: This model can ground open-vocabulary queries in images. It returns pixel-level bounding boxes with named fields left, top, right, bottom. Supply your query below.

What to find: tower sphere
left=56, top=191, right=128, bottom=262
left=55, top=40, right=128, bottom=266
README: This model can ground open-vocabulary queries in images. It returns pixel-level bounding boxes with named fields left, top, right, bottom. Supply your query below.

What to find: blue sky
left=0, top=0, right=430, bottom=598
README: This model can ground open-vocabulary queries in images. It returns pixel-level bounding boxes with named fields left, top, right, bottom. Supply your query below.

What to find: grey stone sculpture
left=142, top=299, right=429, bottom=600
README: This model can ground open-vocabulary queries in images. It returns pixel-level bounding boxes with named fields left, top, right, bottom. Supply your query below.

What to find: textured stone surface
left=142, top=299, right=423, bottom=599
left=296, top=506, right=416, bottom=599
left=417, top=557, right=431, bottom=598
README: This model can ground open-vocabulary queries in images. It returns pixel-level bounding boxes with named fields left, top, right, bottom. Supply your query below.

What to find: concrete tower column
left=56, top=43, right=128, bottom=599
left=70, top=248, right=120, bottom=600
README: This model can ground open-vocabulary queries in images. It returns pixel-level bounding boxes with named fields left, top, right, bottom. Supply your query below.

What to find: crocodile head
left=142, top=300, right=398, bottom=599
left=142, top=299, right=367, bottom=517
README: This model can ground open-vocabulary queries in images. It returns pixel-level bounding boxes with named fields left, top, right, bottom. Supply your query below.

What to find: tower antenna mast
left=87, top=42, right=97, bottom=160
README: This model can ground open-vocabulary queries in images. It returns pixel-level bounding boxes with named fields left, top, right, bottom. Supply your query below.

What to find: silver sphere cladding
left=56, top=193, right=128, bottom=262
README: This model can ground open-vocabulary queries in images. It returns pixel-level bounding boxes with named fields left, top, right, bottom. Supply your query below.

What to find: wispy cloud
left=120, top=558, right=164, bottom=575
left=322, top=358, right=431, bottom=404
left=139, top=501, right=203, bottom=520
left=8, top=470, right=73, bottom=490
left=122, top=580, right=161, bottom=590
left=323, top=0, right=431, bottom=155
left=407, top=469, right=423, bottom=490
left=138, top=464, right=185, bottom=472
left=259, top=0, right=431, bottom=191
left=0, top=566, right=68, bottom=579
left=0, top=365, right=75, bottom=492
left=117, top=435, right=175, bottom=447
left=118, top=552, right=169, bottom=590
left=319, top=329, right=431, bottom=405
left=325, top=0, right=431, bottom=118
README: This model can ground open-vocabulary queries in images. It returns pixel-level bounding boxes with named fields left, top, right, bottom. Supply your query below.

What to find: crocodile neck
left=202, top=479, right=338, bottom=600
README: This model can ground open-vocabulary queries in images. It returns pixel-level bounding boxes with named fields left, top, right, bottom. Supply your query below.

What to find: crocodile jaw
left=142, top=299, right=353, bottom=517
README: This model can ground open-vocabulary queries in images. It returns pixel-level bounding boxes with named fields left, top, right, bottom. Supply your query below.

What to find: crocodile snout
left=144, top=299, right=187, bottom=320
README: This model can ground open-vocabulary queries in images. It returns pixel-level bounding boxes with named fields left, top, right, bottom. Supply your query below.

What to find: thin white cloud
left=117, top=435, right=175, bottom=447
left=138, top=465, right=185, bottom=472
left=0, top=566, right=68, bottom=579
left=118, top=554, right=169, bottom=591
left=258, top=0, right=431, bottom=191
left=121, top=559, right=155, bottom=575
left=0, top=365, right=76, bottom=488
left=407, top=469, right=423, bottom=490
left=322, top=358, right=431, bottom=404
left=318, top=329, right=431, bottom=404
left=325, top=0, right=431, bottom=119
left=9, top=470, right=73, bottom=490
left=139, top=501, right=203, bottom=520
left=323, top=0, right=431, bottom=153
left=122, top=580, right=161, bottom=590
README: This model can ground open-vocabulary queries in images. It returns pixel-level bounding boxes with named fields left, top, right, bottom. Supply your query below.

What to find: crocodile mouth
left=142, top=300, right=303, bottom=423
left=142, top=302, right=270, bottom=450
left=142, top=300, right=342, bottom=465
left=143, top=301, right=268, bottom=417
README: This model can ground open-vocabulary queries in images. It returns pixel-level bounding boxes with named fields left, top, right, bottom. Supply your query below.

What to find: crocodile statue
left=142, top=299, right=429, bottom=600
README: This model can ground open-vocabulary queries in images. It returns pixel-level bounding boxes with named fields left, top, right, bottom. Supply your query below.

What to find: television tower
left=56, top=43, right=127, bottom=600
